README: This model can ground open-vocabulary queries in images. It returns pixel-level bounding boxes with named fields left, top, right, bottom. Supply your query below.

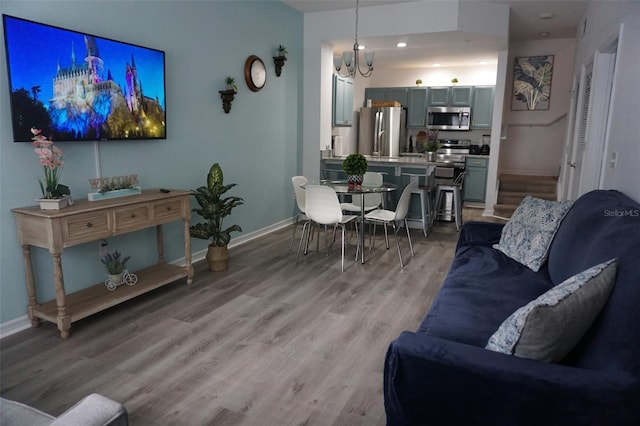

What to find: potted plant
left=31, top=128, right=71, bottom=209
left=190, top=163, right=244, bottom=271
left=100, top=250, right=130, bottom=285
left=274, top=45, right=288, bottom=77
left=342, top=153, right=368, bottom=189
left=415, top=79, right=423, bottom=86
left=424, top=140, right=440, bottom=162
left=451, top=77, right=459, bottom=85
left=225, top=76, right=238, bottom=92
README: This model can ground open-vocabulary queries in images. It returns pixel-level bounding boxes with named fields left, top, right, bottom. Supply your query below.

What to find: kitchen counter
left=466, top=154, right=490, bottom=159
left=323, top=155, right=437, bottom=165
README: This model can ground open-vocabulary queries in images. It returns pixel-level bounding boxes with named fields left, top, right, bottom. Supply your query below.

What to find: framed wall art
left=512, top=55, right=554, bottom=111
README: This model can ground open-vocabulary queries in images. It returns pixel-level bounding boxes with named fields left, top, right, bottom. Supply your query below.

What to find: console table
left=11, top=189, right=193, bottom=339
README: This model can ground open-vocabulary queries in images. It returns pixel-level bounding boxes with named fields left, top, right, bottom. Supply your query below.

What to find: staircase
left=494, top=174, right=558, bottom=218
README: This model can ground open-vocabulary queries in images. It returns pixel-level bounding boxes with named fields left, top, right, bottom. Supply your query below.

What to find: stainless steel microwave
left=427, top=106, right=471, bottom=131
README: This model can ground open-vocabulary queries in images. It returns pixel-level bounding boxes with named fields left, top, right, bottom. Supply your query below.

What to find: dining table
left=318, top=179, right=397, bottom=264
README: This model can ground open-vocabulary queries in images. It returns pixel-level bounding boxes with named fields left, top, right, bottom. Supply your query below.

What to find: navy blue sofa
left=384, top=190, right=640, bottom=425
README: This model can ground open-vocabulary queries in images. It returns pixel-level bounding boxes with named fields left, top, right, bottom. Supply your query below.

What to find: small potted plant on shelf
left=31, top=128, right=71, bottom=209
left=415, top=79, right=423, bottom=87
left=190, top=163, right=244, bottom=272
left=451, top=77, right=459, bottom=85
left=101, top=250, right=130, bottom=285
left=342, top=153, right=368, bottom=190
left=225, top=76, right=238, bottom=92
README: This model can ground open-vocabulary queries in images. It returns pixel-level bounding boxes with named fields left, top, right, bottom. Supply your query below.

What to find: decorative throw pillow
left=485, top=259, right=617, bottom=362
left=493, top=196, right=573, bottom=271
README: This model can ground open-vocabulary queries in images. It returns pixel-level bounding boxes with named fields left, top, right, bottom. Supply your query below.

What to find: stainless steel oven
left=434, top=139, right=469, bottom=221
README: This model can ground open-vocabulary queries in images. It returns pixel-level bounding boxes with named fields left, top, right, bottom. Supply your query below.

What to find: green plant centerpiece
left=190, top=163, right=244, bottom=271
left=342, top=153, right=368, bottom=189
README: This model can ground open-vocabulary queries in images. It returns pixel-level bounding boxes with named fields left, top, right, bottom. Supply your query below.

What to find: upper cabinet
left=427, top=87, right=450, bottom=106
left=471, top=86, right=495, bottom=129
left=364, top=87, right=408, bottom=107
left=407, top=88, right=428, bottom=128
left=428, top=86, right=473, bottom=106
left=450, top=86, right=473, bottom=106
left=333, top=74, right=354, bottom=127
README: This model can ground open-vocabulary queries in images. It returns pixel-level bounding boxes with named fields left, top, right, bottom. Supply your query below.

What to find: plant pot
left=347, top=174, right=364, bottom=190
left=426, top=152, right=436, bottom=162
left=38, top=195, right=71, bottom=210
left=108, top=272, right=124, bottom=285
left=206, top=245, right=229, bottom=272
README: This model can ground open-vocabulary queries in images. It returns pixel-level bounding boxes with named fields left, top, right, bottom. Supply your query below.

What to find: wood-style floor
left=0, top=209, right=500, bottom=425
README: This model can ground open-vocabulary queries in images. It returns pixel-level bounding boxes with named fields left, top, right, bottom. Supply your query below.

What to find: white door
left=567, top=65, right=592, bottom=201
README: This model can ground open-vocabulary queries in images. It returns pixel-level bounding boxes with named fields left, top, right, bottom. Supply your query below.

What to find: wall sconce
left=219, top=76, right=237, bottom=114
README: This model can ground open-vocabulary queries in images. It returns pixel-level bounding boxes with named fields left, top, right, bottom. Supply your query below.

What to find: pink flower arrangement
left=32, top=128, right=69, bottom=199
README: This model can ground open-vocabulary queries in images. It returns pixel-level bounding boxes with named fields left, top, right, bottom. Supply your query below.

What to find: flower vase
left=38, top=195, right=71, bottom=210
left=347, top=175, right=364, bottom=190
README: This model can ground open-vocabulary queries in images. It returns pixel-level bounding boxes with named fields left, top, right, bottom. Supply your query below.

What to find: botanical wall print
left=512, top=55, right=554, bottom=111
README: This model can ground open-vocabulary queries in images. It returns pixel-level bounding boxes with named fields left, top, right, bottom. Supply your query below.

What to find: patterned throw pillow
left=485, top=259, right=617, bottom=362
left=493, top=196, right=573, bottom=271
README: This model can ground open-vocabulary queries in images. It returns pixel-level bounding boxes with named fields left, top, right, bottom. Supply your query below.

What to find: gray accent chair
left=0, top=393, right=128, bottom=426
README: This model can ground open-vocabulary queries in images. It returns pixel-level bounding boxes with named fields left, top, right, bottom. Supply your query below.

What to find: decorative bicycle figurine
left=105, top=270, right=138, bottom=291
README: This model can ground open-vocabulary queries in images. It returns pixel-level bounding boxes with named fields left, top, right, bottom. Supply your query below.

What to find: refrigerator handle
left=374, top=110, right=382, bottom=155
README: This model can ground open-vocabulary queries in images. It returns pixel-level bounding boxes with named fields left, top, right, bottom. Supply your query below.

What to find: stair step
left=499, top=175, right=557, bottom=195
left=498, top=190, right=556, bottom=205
left=493, top=203, right=518, bottom=218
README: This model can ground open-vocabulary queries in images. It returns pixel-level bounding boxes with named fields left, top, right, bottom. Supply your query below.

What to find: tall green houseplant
left=191, top=163, right=244, bottom=271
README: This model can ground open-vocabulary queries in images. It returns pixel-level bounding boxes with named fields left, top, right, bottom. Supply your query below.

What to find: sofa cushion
left=418, top=244, right=553, bottom=347
left=493, top=196, right=572, bottom=272
left=485, top=259, right=617, bottom=362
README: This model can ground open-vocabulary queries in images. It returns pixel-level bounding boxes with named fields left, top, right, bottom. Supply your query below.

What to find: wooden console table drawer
left=63, top=211, right=111, bottom=244
left=12, top=189, right=193, bottom=339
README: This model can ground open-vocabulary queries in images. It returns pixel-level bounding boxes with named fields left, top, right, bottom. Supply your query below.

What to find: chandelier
left=333, top=0, right=375, bottom=78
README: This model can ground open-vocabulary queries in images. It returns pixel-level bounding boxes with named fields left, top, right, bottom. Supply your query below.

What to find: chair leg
left=419, top=191, right=428, bottom=238
left=383, top=223, right=390, bottom=249
left=391, top=222, right=404, bottom=268
left=405, top=218, right=415, bottom=257
left=296, top=221, right=311, bottom=263
left=288, top=216, right=299, bottom=251
left=453, top=187, right=462, bottom=231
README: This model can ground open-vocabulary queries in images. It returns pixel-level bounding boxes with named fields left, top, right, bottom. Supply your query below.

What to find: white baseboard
left=0, top=217, right=296, bottom=340
left=0, top=315, right=32, bottom=340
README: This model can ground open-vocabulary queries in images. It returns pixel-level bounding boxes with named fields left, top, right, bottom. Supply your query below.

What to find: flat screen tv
left=3, top=14, right=166, bottom=142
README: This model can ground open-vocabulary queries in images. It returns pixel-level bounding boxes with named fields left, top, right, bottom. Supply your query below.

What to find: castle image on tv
left=45, top=36, right=164, bottom=141
left=4, top=15, right=166, bottom=142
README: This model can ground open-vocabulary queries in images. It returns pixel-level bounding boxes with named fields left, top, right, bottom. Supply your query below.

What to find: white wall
left=499, top=38, right=577, bottom=176
left=570, top=1, right=640, bottom=201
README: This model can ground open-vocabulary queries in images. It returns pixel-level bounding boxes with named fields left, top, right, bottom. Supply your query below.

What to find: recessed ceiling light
left=432, top=63, right=441, bottom=67
left=397, top=42, right=407, bottom=48
left=539, top=32, right=550, bottom=37
left=539, top=13, right=555, bottom=20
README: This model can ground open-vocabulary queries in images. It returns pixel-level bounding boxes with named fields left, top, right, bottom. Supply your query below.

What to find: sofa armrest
left=456, top=221, right=504, bottom=251
left=385, top=332, right=639, bottom=426
left=50, top=394, right=128, bottom=426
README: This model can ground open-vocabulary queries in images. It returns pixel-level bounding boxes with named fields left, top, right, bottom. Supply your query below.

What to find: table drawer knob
left=131, top=213, right=137, bottom=218
left=86, top=222, right=93, bottom=228
left=166, top=206, right=172, bottom=211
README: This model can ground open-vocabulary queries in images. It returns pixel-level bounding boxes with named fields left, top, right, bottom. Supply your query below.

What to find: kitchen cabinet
left=427, top=87, right=450, bottom=106
left=364, top=87, right=408, bottom=106
left=463, top=156, right=489, bottom=202
left=407, top=87, right=428, bottom=127
left=471, top=86, right=495, bottom=129
left=451, top=86, right=473, bottom=106
left=333, top=74, right=354, bottom=127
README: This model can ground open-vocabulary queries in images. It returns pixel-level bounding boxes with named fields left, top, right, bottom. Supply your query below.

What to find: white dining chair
left=296, top=185, right=360, bottom=272
left=289, top=176, right=308, bottom=251
left=340, top=171, right=385, bottom=213
left=365, top=181, right=417, bottom=268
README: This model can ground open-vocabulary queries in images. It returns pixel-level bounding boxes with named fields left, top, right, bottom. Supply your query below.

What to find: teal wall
left=0, top=1, right=303, bottom=323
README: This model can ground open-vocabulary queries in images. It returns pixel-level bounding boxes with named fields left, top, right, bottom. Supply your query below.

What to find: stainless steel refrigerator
left=358, top=107, right=406, bottom=157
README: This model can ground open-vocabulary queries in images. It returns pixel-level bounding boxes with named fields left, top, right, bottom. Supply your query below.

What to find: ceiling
left=281, top=0, right=589, bottom=69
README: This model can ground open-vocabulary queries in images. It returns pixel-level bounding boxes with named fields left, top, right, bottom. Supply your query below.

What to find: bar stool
left=401, top=173, right=433, bottom=237
left=434, top=172, right=465, bottom=231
